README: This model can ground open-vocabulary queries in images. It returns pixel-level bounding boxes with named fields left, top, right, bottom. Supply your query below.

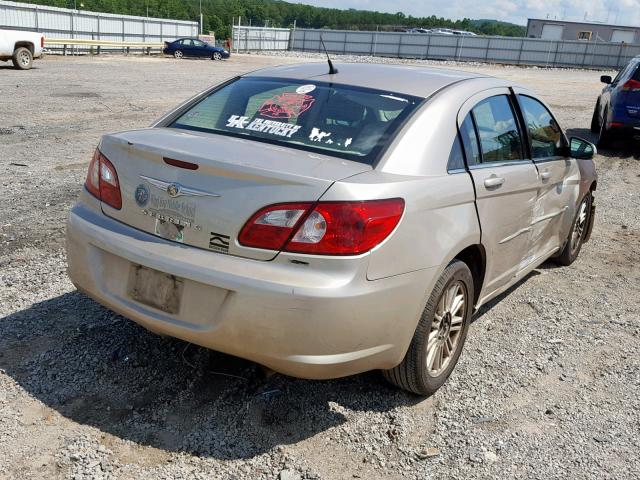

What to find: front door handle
left=484, top=176, right=505, bottom=188
left=540, top=170, right=552, bottom=181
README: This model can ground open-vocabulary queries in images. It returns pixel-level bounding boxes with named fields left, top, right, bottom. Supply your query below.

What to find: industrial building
left=527, top=18, right=640, bottom=44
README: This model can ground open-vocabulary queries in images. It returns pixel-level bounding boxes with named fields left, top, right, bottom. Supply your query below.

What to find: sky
left=287, top=0, right=640, bottom=26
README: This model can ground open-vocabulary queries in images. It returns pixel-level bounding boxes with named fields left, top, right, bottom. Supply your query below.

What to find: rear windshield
left=169, top=77, right=423, bottom=165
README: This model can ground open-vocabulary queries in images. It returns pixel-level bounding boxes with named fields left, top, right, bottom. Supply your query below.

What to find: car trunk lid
left=97, top=128, right=371, bottom=260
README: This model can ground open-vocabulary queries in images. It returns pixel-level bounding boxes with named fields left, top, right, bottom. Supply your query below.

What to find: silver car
left=66, top=63, right=597, bottom=395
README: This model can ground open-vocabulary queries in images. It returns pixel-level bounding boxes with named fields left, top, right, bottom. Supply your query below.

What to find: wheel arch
left=14, top=41, right=34, bottom=55
left=452, top=243, right=486, bottom=306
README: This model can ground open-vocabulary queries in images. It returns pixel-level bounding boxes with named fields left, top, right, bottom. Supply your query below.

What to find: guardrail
left=45, top=37, right=164, bottom=55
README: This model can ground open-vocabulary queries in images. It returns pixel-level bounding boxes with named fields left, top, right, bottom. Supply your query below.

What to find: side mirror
left=569, top=137, right=596, bottom=160
left=600, top=75, right=612, bottom=84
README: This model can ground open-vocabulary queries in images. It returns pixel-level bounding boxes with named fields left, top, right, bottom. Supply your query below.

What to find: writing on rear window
left=226, top=115, right=302, bottom=138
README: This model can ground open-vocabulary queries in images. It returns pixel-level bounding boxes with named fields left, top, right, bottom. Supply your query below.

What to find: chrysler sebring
left=66, top=63, right=597, bottom=395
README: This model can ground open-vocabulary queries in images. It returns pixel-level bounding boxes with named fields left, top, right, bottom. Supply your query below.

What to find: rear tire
left=554, top=192, right=591, bottom=266
left=173, top=50, right=184, bottom=59
left=383, top=260, right=474, bottom=396
left=12, top=47, right=33, bottom=70
left=590, top=101, right=600, bottom=133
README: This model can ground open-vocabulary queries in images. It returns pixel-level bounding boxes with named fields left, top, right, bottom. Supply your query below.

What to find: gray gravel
left=1, top=53, right=639, bottom=479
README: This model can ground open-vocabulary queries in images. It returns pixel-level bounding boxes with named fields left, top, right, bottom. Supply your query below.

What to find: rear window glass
left=170, top=77, right=422, bottom=165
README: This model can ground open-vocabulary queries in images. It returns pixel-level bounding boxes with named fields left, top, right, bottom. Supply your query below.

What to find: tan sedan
left=66, top=63, right=597, bottom=395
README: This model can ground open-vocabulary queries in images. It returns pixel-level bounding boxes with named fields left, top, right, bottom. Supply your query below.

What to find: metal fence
left=0, top=0, right=198, bottom=52
left=232, top=25, right=640, bottom=70
left=232, top=25, right=290, bottom=52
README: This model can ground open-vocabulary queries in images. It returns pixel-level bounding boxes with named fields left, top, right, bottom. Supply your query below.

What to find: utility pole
left=199, top=0, right=203, bottom=35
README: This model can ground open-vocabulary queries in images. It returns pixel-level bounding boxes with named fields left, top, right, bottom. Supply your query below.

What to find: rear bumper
left=610, top=107, right=640, bottom=137
left=66, top=198, right=435, bottom=379
left=609, top=123, right=640, bottom=140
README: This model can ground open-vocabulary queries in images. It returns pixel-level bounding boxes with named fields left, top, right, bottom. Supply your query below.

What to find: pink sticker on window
left=258, top=93, right=315, bottom=120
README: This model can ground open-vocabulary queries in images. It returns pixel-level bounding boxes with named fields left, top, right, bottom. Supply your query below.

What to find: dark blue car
left=591, top=55, right=640, bottom=147
left=163, top=38, right=230, bottom=61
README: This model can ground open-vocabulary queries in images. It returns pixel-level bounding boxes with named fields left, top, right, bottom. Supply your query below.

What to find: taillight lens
left=84, top=148, right=122, bottom=210
left=622, top=79, right=640, bottom=91
left=238, top=203, right=311, bottom=250
left=238, top=198, right=404, bottom=256
left=41, top=36, right=45, bottom=48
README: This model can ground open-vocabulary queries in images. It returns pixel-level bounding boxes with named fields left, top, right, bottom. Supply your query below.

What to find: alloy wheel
left=213, top=52, right=222, bottom=60
left=426, top=281, right=466, bottom=377
left=570, top=199, right=588, bottom=255
left=174, top=50, right=183, bottom=59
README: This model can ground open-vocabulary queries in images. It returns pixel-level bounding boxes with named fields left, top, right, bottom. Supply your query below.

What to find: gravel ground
left=1, top=52, right=639, bottom=480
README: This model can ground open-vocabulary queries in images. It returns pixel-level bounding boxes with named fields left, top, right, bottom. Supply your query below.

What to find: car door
left=181, top=39, right=195, bottom=56
left=515, top=92, right=580, bottom=261
left=458, top=89, right=539, bottom=297
left=191, top=39, right=208, bottom=57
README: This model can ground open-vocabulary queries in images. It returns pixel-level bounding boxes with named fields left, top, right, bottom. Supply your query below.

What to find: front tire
left=212, top=51, right=223, bottom=61
left=383, top=260, right=474, bottom=396
left=554, top=193, right=591, bottom=266
left=12, top=47, right=33, bottom=70
left=173, top=50, right=184, bottom=59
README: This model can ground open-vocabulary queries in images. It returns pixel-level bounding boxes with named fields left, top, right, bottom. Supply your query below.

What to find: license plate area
left=127, top=264, right=184, bottom=314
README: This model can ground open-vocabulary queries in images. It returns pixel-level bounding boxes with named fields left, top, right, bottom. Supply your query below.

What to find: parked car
left=0, top=29, right=44, bottom=70
left=163, top=38, right=230, bottom=60
left=591, top=55, right=640, bottom=147
left=66, top=63, right=597, bottom=396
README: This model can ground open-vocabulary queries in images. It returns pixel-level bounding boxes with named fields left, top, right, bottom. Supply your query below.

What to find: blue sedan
left=163, top=38, right=230, bottom=60
left=591, top=55, right=640, bottom=147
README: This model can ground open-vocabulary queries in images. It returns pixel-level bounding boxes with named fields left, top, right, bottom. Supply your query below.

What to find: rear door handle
left=484, top=176, right=505, bottom=188
left=540, top=171, right=552, bottom=181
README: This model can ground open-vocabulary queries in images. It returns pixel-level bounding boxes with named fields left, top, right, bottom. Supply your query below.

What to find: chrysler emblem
left=166, top=183, right=180, bottom=197
left=139, top=175, right=221, bottom=198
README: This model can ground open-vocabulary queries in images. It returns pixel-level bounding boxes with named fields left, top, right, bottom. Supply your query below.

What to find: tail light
left=621, top=79, right=640, bottom=92
left=239, top=199, right=404, bottom=256
left=84, top=148, right=122, bottom=210
left=41, top=36, right=44, bottom=49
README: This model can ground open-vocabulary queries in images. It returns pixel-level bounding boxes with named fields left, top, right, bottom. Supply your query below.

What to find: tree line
left=16, top=0, right=526, bottom=40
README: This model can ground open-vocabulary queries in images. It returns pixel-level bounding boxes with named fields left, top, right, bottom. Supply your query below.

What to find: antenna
left=319, top=35, right=338, bottom=75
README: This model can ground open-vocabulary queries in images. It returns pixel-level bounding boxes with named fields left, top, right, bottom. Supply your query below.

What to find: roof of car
left=244, top=62, right=490, bottom=98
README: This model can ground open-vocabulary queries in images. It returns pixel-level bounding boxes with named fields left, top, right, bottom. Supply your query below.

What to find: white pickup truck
left=0, top=29, right=44, bottom=70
